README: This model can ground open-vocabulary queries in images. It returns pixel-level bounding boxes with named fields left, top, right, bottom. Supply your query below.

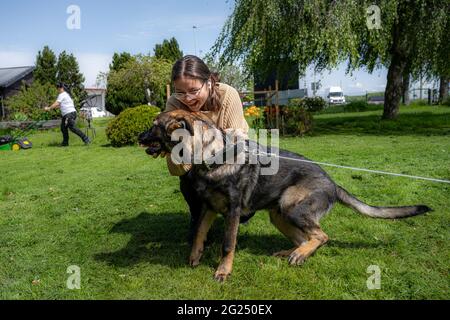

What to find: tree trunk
left=439, top=76, right=449, bottom=103
left=402, top=69, right=410, bottom=105
left=383, top=52, right=406, bottom=119
left=383, top=15, right=408, bottom=120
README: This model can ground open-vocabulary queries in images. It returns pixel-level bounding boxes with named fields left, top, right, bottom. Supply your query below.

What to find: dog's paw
left=272, top=248, right=295, bottom=258
left=189, top=252, right=202, bottom=267
left=288, top=251, right=307, bottom=266
left=189, top=257, right=201, bottom=267
left=213, top=271, right=230, bottom=283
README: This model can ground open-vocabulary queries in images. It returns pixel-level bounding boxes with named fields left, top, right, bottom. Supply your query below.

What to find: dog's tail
left=336, top=185, right=432, bottom=219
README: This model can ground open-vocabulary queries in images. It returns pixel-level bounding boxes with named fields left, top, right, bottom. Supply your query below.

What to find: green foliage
left=305, top=97, right=326, bottom=112
left=105, top=55, right=172, bottom=115
left=56, top=51, right=86, bottom=107
left=203, top=55, right=250, bottom=91
left=11, top=112, right=28, bottom=121
left=106, top=105, right=160, bottom=147
left=344, top=100, right=370, bottom=112
left=5, top=81, right=59, bottom=120
left=214, top=1, right=448, bottom=75
left=34, top=46, right=57, bottom=85
left=212, top=0, right=449, bottom=118
left=154, top=37, right=183, bottom=62
left=409, top=99, right=431, bottom=107
left=109, top=52, right=135, bottom=72
left=441, top=96, right=450, bottom=107
left=290, top=97, right=327, bottom=112
left=283, top=106, right=313, bottom=136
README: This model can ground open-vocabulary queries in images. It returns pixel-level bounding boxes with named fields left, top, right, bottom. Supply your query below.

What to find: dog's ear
left=166, top=119, right=189, bottom=135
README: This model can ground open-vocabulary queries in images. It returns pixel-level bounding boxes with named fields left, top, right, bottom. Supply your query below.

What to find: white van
left=327, top=86, right=346, bottom=105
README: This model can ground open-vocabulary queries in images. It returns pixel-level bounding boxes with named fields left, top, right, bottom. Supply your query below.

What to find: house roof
left=0, top=66, right=35, bottom=88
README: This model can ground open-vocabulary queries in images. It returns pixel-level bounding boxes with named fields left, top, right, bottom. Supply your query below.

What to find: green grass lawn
left=0, top=105, right=449, bottom=299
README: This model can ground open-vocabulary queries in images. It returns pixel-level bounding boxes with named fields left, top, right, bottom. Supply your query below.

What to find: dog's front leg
left=214, top=209, right=241, bottom=282
left=190, top=210, right=216, bottom=267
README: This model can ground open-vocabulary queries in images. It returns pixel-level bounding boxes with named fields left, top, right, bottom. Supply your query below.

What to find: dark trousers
left=61, top=112, right=88, bottom=145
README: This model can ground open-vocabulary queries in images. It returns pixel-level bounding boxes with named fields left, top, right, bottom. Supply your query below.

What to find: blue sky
left=0, top=0, right=420, bottom=95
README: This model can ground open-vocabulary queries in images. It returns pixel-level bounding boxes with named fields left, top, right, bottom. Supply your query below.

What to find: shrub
left=262, top=105, right=280, bottom=129
left=344, top=100, right=369, bottom=112
left=5, top=81, right=59, bottom=120
left=303, top=97, right=327, bottom=112
left=262, top=104, right=313, bottom=135
left=244, top=106, right=265, bottom=131
left=288, top=97, right=326, bottom=112
left=11, top=112, right=29, bottom=121
left=105, top=56, right=172, bottom=115
left=106, top=105, right=160, bottom=147
left=283, top=106, right=313, bottom=136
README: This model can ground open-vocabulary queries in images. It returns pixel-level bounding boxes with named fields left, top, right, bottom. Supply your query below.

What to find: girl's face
left=173, top=77, right=209, bottom=112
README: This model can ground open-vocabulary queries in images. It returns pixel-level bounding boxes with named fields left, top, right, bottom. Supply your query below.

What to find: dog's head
left=138, top=109, right=217, bottom=156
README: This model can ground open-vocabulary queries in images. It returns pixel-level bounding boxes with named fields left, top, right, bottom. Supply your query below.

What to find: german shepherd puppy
left=138, top=109, right=431, bottom=282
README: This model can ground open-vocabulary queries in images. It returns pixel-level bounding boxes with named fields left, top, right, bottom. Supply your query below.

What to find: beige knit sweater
left=164, top=82, right=249, bottom=176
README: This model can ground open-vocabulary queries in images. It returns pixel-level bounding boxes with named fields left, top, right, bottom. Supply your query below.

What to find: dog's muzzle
left=138, top=130, right=163, bottom=156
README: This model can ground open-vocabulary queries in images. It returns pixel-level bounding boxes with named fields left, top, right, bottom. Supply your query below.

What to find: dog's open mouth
left=140, top=141, right=162, bottom=156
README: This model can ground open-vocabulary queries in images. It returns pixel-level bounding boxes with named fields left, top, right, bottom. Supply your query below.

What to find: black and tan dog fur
left=138, top=109, right=431, bottom=282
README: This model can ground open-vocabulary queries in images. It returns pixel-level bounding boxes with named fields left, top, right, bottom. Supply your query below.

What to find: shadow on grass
left=95, top=211, right=384, bottom=268
left=95, top=211, right=191, bottom=268
left=311, top=112, right=450, bottom=137
left=46, top=142, right=63, bottom=147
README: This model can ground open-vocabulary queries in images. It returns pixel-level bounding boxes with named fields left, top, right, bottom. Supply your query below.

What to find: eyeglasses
left=172, top=81, right=206, bottom=100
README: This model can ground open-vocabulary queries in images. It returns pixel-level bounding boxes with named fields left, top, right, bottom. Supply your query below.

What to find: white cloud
left=75, top=53, right=111, bottom=87
left=0, top=50, right=111, bottom=87
left=349, top=82, right=365, bottom=89
left=0, top=51, right=34, bottom=68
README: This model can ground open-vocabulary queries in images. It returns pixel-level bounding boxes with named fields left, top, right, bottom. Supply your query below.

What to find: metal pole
left=193, top=26, right=198, bottom=56
left=1, top=94, right=4, bottom=121
left=166, top=84, right=171, bottom=101
left=419, top=73, right=423, bottom=100
left=275, top=80, right=280, bottom=130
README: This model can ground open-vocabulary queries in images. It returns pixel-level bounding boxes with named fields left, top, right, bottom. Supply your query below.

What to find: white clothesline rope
left=255, top=150, right=450, bottom=184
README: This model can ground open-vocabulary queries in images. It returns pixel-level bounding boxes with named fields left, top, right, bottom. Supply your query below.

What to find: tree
left=109, top=52, right=135, bottom=72
left=435, top=18, right=450, bottom=103
left=203, top=55, right=250, bottom=91
left=5, top=81, right=58, bottom=120
left=34, top=46, right=57, bottom=85
left=212, top=0, right=449, bottom=119
left=154, top=37, right=183, bottom=62
left=56, top=51, right=86, bottom=107
left=105, top=55, right=172, bottom=115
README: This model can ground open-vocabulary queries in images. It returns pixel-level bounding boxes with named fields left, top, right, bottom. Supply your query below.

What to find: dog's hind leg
left=284, top=192, right=331, bottom=265
left=271, top=190, right=331, bottom=265
left=269, top=209, right=307, bottom=257
left=189, top=210, right=217, bottom=267
left=287, top=227, right=328, bottom=265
